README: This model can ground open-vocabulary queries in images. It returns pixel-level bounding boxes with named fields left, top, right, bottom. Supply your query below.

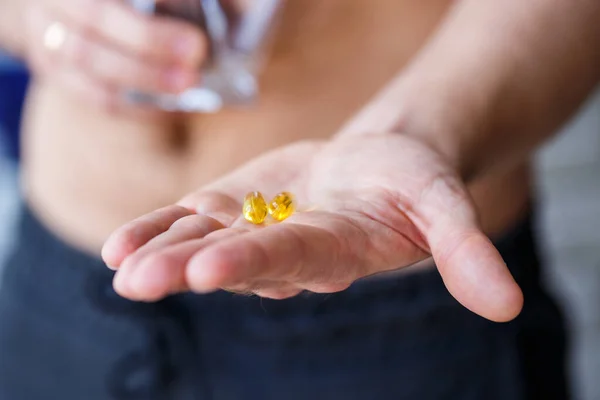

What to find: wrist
left=394, top=76, right=482, bottom=183
left=338, top=64, right=492, bottom=183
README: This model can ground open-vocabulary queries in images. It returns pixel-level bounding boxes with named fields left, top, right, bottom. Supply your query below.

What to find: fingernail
left=106, top=263, right=118, bottom=271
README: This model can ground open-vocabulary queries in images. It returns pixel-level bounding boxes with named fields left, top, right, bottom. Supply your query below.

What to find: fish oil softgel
left=243, top=191, right=268, bottom=225
left=267, top=192, right=295, bottom=222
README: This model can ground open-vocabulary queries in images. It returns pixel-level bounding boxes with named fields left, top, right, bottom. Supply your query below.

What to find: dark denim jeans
left=0, top=204, right=570, bottom=400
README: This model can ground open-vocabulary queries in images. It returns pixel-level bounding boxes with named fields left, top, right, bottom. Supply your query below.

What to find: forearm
left=0, top=0, right=26, bottom=57
left=343, top=0, right=600, bottom=181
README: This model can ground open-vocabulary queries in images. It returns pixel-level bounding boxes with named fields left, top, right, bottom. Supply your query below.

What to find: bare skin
left=22, top=0, right=530, bottom=262
left=100, top=0, right=600, bottom=324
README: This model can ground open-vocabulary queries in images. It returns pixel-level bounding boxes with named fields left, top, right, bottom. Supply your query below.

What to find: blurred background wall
left=0, top=54, right=598, bottom=399
left=536, top=88, right=600, bottom=400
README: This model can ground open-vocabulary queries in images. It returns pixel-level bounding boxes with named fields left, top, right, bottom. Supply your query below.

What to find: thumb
left=419, top=177, right=524, bottom=322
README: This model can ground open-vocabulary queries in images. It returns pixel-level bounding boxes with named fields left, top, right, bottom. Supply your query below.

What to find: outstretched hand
left=102, top=134, right=523, bottom=322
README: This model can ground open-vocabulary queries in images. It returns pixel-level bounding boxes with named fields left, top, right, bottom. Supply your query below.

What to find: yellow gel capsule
left=268, top=192, right=296, bottom=221
left=243, top=191, right=268, bottom=225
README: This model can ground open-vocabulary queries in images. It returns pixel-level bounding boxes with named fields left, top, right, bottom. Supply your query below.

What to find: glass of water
left=125, top=0, right=283, bottom=113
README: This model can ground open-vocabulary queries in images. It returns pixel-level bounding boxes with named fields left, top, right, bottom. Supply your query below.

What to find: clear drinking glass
left=124, top=0, right=282, bottom=112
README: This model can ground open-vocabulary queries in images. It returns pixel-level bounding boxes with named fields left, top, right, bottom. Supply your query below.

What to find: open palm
left=102, top=134, right=523, bottom=322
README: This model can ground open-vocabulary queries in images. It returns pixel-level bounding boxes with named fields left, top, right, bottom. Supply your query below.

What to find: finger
left=120, top=214, right=226, bottom=271
left=184, top=212, right=367, bottom=293
left=115, top=238, right=205, bottom=301
left=102, top=205, right=194, bottom=269
left=35, top=61, right=185, bottom=121
left=28, top=10, right=175, bottom=115
left=177, top=191, right=242, bottom=227
left=418, top=176, right=524, bottom=322
left=28, top=8, right=113, bottom=106
left=59, top=24, right=198, bottom=93
left=46, top=0, right=207, bottom=66
left=115, top=228, right=249, bottom=301
left=52, top=66, right=184, bottom=120
left=32, top=8, right=198, bottom=94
